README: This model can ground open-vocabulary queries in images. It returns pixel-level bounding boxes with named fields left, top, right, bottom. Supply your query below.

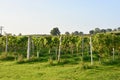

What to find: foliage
left=0, top=52, right=14, bottom=61
left=17, top=55, right=24, bottom=64
left=50, top=27, right=60, bottom=36
left=0, top=33, right=120, bottom=64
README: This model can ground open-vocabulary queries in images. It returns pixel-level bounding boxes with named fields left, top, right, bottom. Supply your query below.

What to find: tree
left=50, top=27, right=60, bottom=36
left=113, top=28, right=117, bottom=31
left=79, top=32, right=83, bottom=35
left=18, top=33, right=22, bottom=36
left=72, top=31, right=79, bottom=35
left=117, top=27, right=120, bottom=31
left=95, top=28, right=101, bottom=34
left=101, top=29, right=106, bottom=33
left=89, top=30, right=94, bottom=35
left=65, top=31, right=70, bottom=35
left=106, top=28, right=112, bottom=32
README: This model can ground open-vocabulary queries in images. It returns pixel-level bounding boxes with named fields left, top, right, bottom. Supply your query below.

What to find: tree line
left=89, top=27, right=120, bottom=34
left=50, top=27, right=120, bottom=36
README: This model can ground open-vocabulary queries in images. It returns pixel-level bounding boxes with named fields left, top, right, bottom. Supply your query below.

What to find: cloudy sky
left=0, top=0, right=120, bottom=35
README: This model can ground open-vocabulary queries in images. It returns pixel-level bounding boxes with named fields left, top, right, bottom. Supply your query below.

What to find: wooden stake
left=27, top=36, right=31, bottom=60
left=58, top=36, right=62, bottom=62
left=90, top=36, right=93, bottom=65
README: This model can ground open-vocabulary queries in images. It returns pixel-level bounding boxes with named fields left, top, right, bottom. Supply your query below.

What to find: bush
left=17, top=55, right=24, bottom=64
left=81, top=63, right=98, bottom=70
left=25, top=55, right=39, bottom=62
left=13, top=52, right=18, bottom=61
left=0, top=52, right=14, bottom=61
left=102, top=59, right=120, bottom=66
left=48, top=58, right=53, bottom=65
left=17, top=55, right=42, bottom=64
left=83, top=55, right=91, bottom=61
left=0, top=52, right=7, bottom=59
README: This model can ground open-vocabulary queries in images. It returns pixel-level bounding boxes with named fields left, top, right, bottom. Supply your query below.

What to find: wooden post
left=32, top=39, right=34, bottom=55
left=27, top=36, right=31, bottom=60
left=5, top=35, right=8, bottom=53
left=37, top=51, right=39, bottom=58
left=0, top=26, right=3, bottom=36
left=58, top=36, right=62, bottom=62
left=56, top=48, right=58, bottom=60
left=113, top=48, right=115, bottom=61
left=90, top=36, right=93, bottom=65
left=81, top=34, right=84, bottom=61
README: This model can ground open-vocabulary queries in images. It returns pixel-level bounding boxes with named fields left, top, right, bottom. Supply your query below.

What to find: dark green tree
left=95, top=28, right=101, bottom=34
left=117, top=27, right=120, bottom=31
left=113, top=28, right=117, bottom=31
left=72, top=31, right=79, bottom=35
left=101, top=29, right=106, bottom=33
left=79, top=32, right=83, bottom=35
left=106, top=28, right=112, bottom=32
left=50, top=27, right=60, bottom=36
left=89, top=30, right=94, bottom=34
left=65, top=31, right=70, bottom=35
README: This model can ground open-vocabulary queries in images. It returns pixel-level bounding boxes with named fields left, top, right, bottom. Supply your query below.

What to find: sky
left=0, top=0, right=120, bottom=35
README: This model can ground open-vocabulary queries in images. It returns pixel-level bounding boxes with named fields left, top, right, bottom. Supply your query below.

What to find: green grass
left=0, top=60, right=120, bottom=80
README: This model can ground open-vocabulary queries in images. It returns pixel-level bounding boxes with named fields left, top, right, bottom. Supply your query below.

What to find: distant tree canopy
left=65, top=31, right=70, bottom=35
left=50, top=27, right=120, bottom=36
left=118, top=27, right=120, bottom=31
left=89, top=27, right=116, bottom=34
left=101, top=29, right=106, bottom=33
left=106, top=28, right=112, bottom=32
left=50, top=27, right=60, bottom=36
left=72, top=31, right=79, bottom=35
left=79, top=32, right=83, bottom=35
left=95, top=28, right=101, bottom=34
left=72, top=31, right=84, bottom=35
left=89, top=30, right=94, bottom=35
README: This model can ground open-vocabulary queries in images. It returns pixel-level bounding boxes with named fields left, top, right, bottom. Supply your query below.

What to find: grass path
left=0, top=61, right=120, bottom=80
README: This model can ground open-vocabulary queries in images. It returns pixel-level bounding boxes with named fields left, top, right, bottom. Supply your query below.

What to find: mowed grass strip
left=0, top=61, right=120, bottom=80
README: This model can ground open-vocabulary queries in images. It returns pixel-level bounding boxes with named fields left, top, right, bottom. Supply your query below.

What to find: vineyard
left=1, top=0, right=120, bottom=79
left=0, top=33, right=120, bottom=64
left=0, top=33, right=120, bottom=80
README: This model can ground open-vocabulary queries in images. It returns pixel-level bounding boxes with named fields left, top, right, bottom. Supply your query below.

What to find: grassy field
left=0, top=60, right=120, bottom=80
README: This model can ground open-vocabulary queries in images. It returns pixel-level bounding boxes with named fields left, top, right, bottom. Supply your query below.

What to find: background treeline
left=89, top=27, right=120, bottom=35
left=63, top=27, right=120, bottom=35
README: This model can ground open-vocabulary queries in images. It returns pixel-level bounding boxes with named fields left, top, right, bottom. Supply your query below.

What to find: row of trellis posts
left=3, top=34, right=96, bottom=65
left=26, top=36, right=62, bottom=63
left=4, top=34, right=115, bottom=65
left=27, top=35, right=116, bottom=65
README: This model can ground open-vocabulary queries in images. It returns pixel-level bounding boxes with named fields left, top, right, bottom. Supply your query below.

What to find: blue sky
left=0, top=0, right=120, bottom=35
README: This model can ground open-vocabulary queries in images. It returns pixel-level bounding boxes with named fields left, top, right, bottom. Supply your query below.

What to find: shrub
left=83, top=55, right=91, bottom=61
left=81, top=62, right=98, bottom=70
left=17, top=55, right=24, bottom=64
left=0, top=52, right=14, bottom=61
left=25, top=55, right=39, bottom=62
left=0, top=52, right=7, bottom=59
left=48, top=58, right=53, bottom=65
